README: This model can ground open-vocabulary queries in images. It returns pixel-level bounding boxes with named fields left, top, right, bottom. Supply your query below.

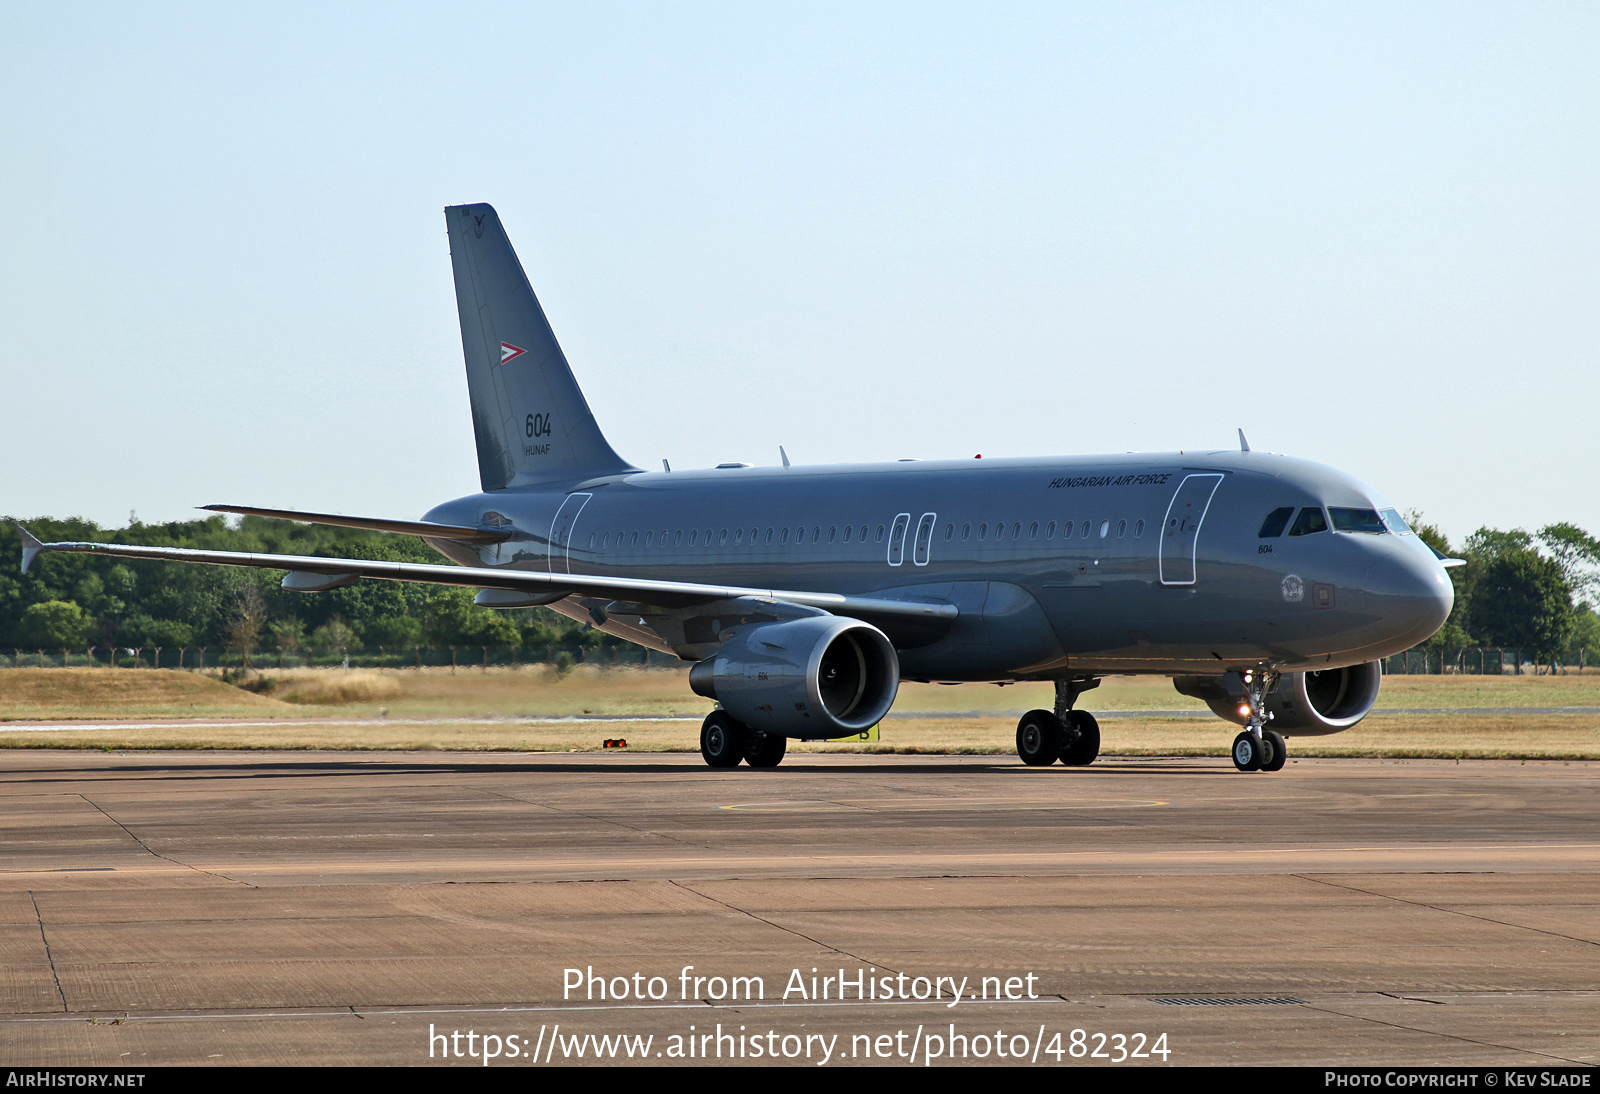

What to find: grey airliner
left=20, top=203, right=1454, bottom=772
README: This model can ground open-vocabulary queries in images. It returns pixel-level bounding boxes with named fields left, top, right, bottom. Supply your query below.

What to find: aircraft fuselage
left=422, top=449, right=1453, bottom=681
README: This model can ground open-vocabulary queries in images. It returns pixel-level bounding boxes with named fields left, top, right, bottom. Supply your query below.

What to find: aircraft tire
left=1016, top=709, right=1064, bottom=765
left=745, top=730, right=788, bottom=768
left=1262, top=730, right=1287, bottom=772
left=1060, top=710, right=1101, bottom=766
left=1231, top=731, right=1263, bottom=772
left=700, top=711, right=748, bottom=768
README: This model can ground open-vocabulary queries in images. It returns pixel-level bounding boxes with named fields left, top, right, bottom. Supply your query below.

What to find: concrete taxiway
left=0, top=751, right=1595, bottom=1067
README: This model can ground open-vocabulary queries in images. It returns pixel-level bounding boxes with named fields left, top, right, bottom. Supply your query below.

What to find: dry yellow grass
left=244, top=669, right=405, bottom=706
left=0, top=668, right=291, bottom=720
left=3, top=664, right=1598, bottom=759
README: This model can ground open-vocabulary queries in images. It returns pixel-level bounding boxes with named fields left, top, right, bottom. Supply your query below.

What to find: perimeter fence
left=0, top=644, right=680, bottom=671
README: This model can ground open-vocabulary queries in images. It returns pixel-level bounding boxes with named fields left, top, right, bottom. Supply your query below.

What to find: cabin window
left=1046, top=521, right=1056, bottom=538
left=1117, top=519, right=1126, bottom=538
left=842, top=525, right=853, bottom=543
left=644, top=531, right=653, bottom=547
left=1257, top=507, right=1294, bottom=538
left=734, top=528, right=743, bottom=545
left=674, top=530, right=683, bottom=546
left=1288, top=508, right=1328, bottom=537
left=859, top=525, right=868, bottom=541
left=875, top=524, right=886, bottom=542
left=1013, top=522, right=1022, bottom=540
left=812, top=526, right=822, bottom=543
left=1080, top=521, right=1092, bottom=539
left=630, top=532, right=639, bottom=547
left=719, top=528, right=729, bottom=545
left=588, top=533, right=596, bottom=549
left=978, top=522, right=988, bottom=540
left=1098, top=520, right=1109, bottom=538
left=1061, top=520, right=1073, bottom=539
left=961, top=522, right=971, bottom=541
left=827, top=526, right=837, bottom=543
left=749, top=527, right=757, bottom=542
left=765, top=527, right=774, bottom=544
left=944, top=523, right=954, bottom=541
left=1134, top=519, right=1145, bottom=537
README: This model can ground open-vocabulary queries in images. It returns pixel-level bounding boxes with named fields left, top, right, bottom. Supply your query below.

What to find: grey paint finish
left=421, top=447, right=1451, bottom=679
left=21, top=203, right=1455, bottom=739
left=445, top=204, right=636, bottom=490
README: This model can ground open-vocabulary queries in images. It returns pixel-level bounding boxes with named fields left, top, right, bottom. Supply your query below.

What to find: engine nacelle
left=1173, top=661, right=1382, bottom=736
left=689, top=616, right=899, bottom=739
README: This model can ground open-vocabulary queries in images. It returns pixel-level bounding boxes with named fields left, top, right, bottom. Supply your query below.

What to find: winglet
left=780, top=446, right=791, bottom=469
left=1238, top=429, right=1251, bottom=453
left=15, top=525, right=44, bottom=574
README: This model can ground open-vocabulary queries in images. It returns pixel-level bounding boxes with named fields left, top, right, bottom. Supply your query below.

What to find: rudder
left=445, top=203, right=636, bottom=490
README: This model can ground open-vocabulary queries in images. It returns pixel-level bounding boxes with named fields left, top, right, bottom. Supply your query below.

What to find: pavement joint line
left=1292, top=874, right=1600, bottom=949
left=0, top=996, right=1090, bottom=1026
left=474, top=786, right=711, bottom=852
left=6, top=839, right=1586, bottom=878
left=1293, top=999, right=1590, bottom=1067
left=668, top=878, right=901, bottom=986
left=3, top=990, right=1597, bottom=1027
left=27, top=891, right=67, bottom=1013
left=75, top=793, right=251, bottom=888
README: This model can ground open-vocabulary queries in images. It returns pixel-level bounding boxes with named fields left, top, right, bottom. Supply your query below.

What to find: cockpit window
left=1287, top=507, right=1328, bottom=536
left=1329, top=508, right=1386, bottom=534
left=1258, top=507, right=1294, bottom=538
left=1379, top=508, right=1413, bottom=535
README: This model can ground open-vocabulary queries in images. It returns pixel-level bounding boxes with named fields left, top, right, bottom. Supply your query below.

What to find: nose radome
left=1365, top=547, right=1454, bottom=647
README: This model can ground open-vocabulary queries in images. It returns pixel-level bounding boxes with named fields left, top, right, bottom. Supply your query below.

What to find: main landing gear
left=1231, top=668, right=1288, bottom=773
left=1015, top=677, right=1102, bottom=767
left=700, top=710, right=788, bottom=769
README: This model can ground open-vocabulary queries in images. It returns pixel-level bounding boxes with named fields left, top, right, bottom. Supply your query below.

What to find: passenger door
left=547, top=493, right=592, bottom=573
left=1158, top=474, right=1223, bottom=585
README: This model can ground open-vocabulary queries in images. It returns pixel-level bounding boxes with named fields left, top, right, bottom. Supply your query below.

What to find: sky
left=3, top=2, right=1596, bottom=547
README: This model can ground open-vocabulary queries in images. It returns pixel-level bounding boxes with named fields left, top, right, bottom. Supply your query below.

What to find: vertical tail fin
left=445, top=203, right=637, bottom=490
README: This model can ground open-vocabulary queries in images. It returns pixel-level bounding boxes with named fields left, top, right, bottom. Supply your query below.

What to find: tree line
left=1410, top=517, right=1600, bottom=663
left=1, top=512, right=1597, bottom=663
left=0, top=516, right=612, bottom=658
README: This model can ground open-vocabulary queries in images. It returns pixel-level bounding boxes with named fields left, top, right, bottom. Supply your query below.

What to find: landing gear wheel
left=700, top=711, right=747, bottom=768
left=1060, top=710, right=1101, bottom=766
left=1016, top=709, right=1064, bottom=766
left=744, top=730, right=788, bottom=768
left=1262, top=729, right=1287, bottom=772
left=1231, top=731, right=1263, bottom=772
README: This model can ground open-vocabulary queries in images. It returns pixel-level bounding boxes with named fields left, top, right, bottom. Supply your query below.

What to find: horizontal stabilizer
left=200, top=505, right=511, bottom=545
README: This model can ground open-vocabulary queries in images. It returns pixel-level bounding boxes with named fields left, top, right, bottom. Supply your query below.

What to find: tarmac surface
left=0, top=750, right=1596, bottom=1067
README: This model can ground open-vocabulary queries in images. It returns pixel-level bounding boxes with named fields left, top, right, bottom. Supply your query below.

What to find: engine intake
left=1173, top=661, right=1382, bottom=736
left=689, top=616, right=899, bottom=739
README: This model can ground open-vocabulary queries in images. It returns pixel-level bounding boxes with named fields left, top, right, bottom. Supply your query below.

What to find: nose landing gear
left=1231, top=668, right=1288, bottom=773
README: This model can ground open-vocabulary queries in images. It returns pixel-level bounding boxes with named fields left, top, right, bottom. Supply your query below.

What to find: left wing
left=15, top=527, right=958, bottom=633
